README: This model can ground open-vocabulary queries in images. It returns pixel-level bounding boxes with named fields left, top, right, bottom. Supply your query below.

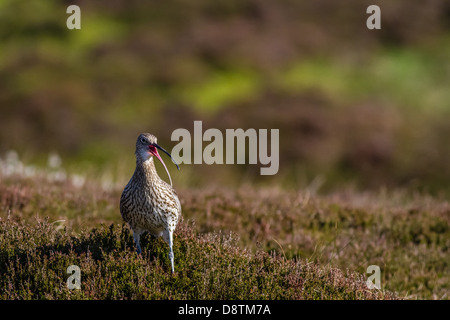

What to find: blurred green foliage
left=1, top=0, right=450, bottom=192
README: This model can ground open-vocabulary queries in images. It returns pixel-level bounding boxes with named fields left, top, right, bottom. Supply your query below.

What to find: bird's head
left=135, top=133, right=180, bottom=185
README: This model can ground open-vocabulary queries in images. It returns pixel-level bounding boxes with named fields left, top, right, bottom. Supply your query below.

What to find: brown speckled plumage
left=120, top=133, right=181, bottom=273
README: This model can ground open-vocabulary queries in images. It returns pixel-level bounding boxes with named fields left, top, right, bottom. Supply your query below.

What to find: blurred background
left=1, top=0, right=450, bottom=193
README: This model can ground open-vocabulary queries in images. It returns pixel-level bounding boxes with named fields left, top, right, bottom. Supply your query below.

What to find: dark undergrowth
left=0, top=217, right=396, bottom=300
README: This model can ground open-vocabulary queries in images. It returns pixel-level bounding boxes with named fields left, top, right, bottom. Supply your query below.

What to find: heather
left=1, top=0, right=449, bottom=300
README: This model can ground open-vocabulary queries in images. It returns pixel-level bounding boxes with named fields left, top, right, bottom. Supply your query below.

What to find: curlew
left=120, top=133, right=181, bottom=273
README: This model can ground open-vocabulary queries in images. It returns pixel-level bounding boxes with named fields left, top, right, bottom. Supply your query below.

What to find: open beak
left=149, top=143, right=180, bottom=187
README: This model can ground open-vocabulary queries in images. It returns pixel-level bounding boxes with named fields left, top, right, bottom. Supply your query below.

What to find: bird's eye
left=141, top=137, right=147, bottom=144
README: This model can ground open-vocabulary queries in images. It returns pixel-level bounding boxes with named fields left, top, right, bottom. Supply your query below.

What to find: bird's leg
left=169, top=251, right=174, bottom=273
left=165, top=229, right=175, bottom=273
left=133, top=230, right=142, bottom=255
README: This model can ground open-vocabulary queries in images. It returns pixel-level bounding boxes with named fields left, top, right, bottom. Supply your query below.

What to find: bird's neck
left=135, top=157, right=161, bottom=186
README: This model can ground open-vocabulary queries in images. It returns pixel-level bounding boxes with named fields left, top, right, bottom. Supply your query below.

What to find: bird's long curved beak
left=150, top=144, right=180, bottom=187
left=155, top=144, right=180, bottom=171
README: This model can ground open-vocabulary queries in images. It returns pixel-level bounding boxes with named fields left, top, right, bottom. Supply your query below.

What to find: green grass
left=179, top=69, right=261, bottom=113
left=278, top=45, right=450, bottom=112
left=172, top=44, right=450, bottom=115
